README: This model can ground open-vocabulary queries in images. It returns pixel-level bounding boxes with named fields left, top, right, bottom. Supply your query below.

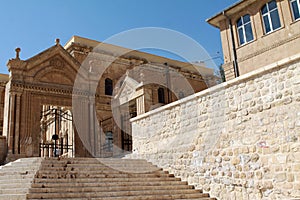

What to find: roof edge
left=207, top=0, right=255, bottom=28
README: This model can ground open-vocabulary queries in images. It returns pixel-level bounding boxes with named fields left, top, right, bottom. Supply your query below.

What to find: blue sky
left=0, top=0, right=237, bottom=74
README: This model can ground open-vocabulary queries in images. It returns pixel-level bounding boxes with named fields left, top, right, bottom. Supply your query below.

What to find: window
left=105, top=78, right=113, bottom=96
left=158, top=88, right=165, bottom=103
left=237, top=14, right=254, bottom=45
left=290, top=0, right=300, bottom=21
left=261, top=0, right=281, bottom=34
left=104, top=131, right=113, bottom=152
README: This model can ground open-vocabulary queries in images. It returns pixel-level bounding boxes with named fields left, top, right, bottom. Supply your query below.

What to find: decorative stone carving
left=50, top=58, right=64, bottom=68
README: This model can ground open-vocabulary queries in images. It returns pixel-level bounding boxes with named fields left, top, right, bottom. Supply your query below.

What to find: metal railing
left=39, top=143, right=73, bottom=157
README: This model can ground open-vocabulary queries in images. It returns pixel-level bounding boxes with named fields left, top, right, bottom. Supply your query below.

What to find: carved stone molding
left=238, top=32, right=300, bottom=63
left=50, top=58, right=64, bottom=68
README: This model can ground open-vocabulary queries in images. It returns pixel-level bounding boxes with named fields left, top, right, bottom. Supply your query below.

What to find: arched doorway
left=40, top=105, right=74, bottom=157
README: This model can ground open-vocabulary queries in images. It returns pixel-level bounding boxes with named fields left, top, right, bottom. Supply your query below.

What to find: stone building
left=0, top=35, right=212, bottom=162
left=207, top=0, right=300, bottom=80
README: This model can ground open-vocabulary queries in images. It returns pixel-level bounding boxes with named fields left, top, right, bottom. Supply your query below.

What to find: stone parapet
left=129, top=53, right=300, bottom=200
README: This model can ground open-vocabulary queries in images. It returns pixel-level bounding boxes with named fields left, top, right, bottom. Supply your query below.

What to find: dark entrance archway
left=40, top=105, right=74, bottom=157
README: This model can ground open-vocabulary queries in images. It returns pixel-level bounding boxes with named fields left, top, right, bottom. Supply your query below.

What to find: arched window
left=105, top=78, right=113, bottom=96
left=290, top=0, right=300, bottom=21
left=261, top=0, right=281, bottom=34
left=158, top=88, right=165, bottom=104
left=237, top=14, right=254, bottom=45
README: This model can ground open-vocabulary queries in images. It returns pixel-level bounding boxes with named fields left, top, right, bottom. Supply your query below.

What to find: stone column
left=14, top=93, right=21, bottom=154
left=136, top=96, right=145, bottom=115
left=0, top=88, right=4, bottom=123
left=8, top=93, right=16, bottom=154
left=88, top=96, right=96, bottom=156
left=136, top=87, right=153, bottom=115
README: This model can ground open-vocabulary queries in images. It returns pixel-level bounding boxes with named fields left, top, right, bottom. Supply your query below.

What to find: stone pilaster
left=8, top=92, right=16, bottom=154
left=14, top=93, right=21, bottom=154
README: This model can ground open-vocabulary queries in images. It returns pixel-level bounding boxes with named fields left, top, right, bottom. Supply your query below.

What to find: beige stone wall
left=129, top=54, right=300, bottom=200
left=0, top=136, right=7, bottom=165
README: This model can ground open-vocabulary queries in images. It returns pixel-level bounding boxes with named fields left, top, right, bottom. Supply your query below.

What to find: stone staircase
left=0, top=157, right=42, bottom=200
left=1, top=157, right=216, bottom=200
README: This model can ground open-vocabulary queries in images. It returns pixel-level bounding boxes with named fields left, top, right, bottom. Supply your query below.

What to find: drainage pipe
left=223, top=11, right=240, bottom=78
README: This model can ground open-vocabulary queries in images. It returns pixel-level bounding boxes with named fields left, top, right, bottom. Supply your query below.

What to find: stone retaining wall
left=129, top=54, right=300, bottom=200
left=0, top=136, right=7, bottom=165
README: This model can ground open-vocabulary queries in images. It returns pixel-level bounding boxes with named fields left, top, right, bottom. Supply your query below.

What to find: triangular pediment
left=21, top=44, right=88, bottom=86
left=26, top=44, right=80, bottom=70
left=114, top=76, right=141, bottom=105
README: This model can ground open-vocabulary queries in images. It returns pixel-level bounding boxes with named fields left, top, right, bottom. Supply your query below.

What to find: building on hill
left=0, top=36, right=213, bottom=163
left=207, top=0, right=300, bottom=81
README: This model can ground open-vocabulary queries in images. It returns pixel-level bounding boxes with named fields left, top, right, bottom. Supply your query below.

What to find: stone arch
left=34, top=68, right=74, bottom=86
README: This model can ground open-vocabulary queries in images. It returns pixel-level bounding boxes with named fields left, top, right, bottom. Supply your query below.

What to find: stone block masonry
left=129, top=53, right=300, bottom=200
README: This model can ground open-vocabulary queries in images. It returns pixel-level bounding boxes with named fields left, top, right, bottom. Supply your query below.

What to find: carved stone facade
left=0, top=36, right=211, bottom=162
left=207, top=0, right=300, bottom=81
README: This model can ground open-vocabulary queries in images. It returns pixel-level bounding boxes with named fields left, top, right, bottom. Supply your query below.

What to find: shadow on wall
left=0, top=136, right=7, bottom=165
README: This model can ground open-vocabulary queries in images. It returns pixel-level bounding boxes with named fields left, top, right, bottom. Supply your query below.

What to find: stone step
left=31, top=180, right=189, bottom=188
left=34, top=171, right=174, bottom=179
left=0, top=194, right=27, bottom=200
left=1, top=157, right=214, bottom=200
left=0, top=179, right=33, bottom=185
left=33, top=176, right=182, bottom=183
left=6, top=158, right=42, bottom=165
left=0, top=170, right=37, bottom=175
left=38, top=165, right=159, bottom=173
left=35, top=168, right=168, bottom=174
left=44, top=158, right=146, bottom=161
left=38, top=166, right=162, bottom=172
left=0, top=174, right=36, bottom=180
left=0, top=183, right=32, bottom=189
left=42, top=158, right=150, bottom=164
left=28, top=198, right=215, bottom=200
left=26, top=189, right=209, bottom=199
left=0, top=157, right=42, bottom=200
left=0, top=167, right=39, bottom=172
left=34, top=177, right=181, bottom=183
left=0, top=173, right=37, bottom=178
left=29, top=184, right=195, bottom=193
left=178, top=199, right=217, bottom=200
left=38, top=162, right=159, bottom=167
left=40, top=164, right=157, bottom=169
left=0, top=164, right=40, bottom=170
left=41, top=160, right=154, bottom=165
left=0, top=188, right=28, bottom=195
